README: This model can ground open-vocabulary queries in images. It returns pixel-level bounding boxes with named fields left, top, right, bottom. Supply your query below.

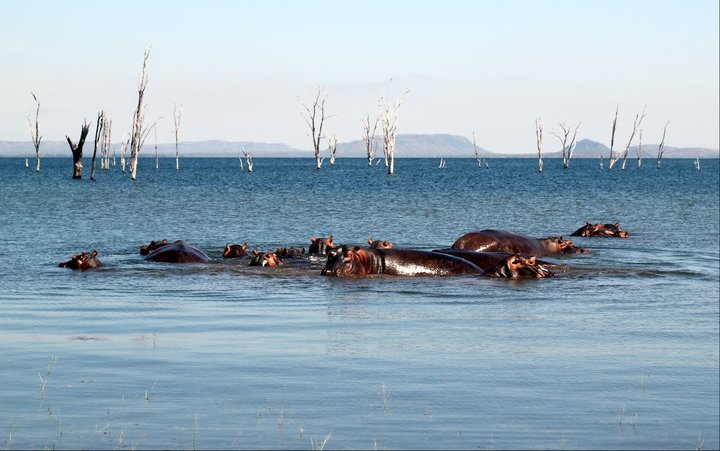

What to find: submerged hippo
left=275, top=247, right=305, bottom=259
left=451, top=230, right=586, bottom=256
left=139, top=239, right=170, bottom=255
left=433, top=248, right=555, bottom=277
left=308, top=235, right=335, bottom=256
left=249, top=249, right=282, bottom=267
left=59, top=250, right=102, bottom=271
left=367, top=238, right=393, bottom=249
left=571, top=222, right=629, bottom=238
left=224, top=242, right=249, bottom=258
left=144, top=240, right=210, bottom=263
left=322, top=246, right=548, bottom=278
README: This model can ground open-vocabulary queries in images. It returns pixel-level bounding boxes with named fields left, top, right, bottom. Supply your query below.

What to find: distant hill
left=0, top=136, right=716, bottom=158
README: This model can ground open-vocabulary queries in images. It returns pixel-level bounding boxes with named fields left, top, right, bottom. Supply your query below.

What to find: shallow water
left=1, top=156, right=718, bottom=450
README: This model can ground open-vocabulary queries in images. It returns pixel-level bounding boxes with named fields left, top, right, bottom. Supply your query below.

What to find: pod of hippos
left=58, top=222, right=629, bottom=279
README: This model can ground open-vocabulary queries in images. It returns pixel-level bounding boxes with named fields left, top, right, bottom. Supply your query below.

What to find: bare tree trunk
left=656, top=121, right=669, bottom=169
left=302, top=87, right=327, bottom=170
left=129, top=49, right=150, bottom=181
left=154, top=127, right=159, bottom=170
left=101, top=116, right=111, bottom=171
left=620, top=106, right=646, bottom=171
left=174, top=103, right=181, bottom=170
left=607, top=105, right=620, bottom=170
left=91, top=111, right=105, bottom=180
left=535, top=119, right=543, bottom=174
left=120, top=132, right=128, bottom=172
left=328, top=134, right=337, bottom=166
left=28, top=93, right=42, bottom=172
left=242, top=147, right=253, bottom=172
left=636, top=130, right=643, bottom=169
left=66, top=121, right=90, bottom=179
left=381, top=93, right=406, bottom=176
left=552, top=122, right=581, bottom=169
left=472, top=132, right=483, bottom=169
left=362, top=114, right=379, bottom=167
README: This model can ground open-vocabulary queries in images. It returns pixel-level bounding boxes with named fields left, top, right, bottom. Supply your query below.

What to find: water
left=1, top=156, right=718, bottom=450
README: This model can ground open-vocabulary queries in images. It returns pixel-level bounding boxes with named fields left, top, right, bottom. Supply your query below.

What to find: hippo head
left=275, top=247, right=305, bottom=258
left=322, top=245, right=374, bottom=277
left=367, top=238, right=393, bottom=249
left=59, top=250, right=102, bottom=271
left=224, top=242, right=249, bottom=258
left=250, top=249, right=282, bottom=267
left=309, top=235, right=335, bottom=255
left=485, top=254, right=552, bottom=278
left=546, top=236, right=587, bottom=254
left=139, top=239, right=170, bottom=255
left=571, top=223, right=601, bottom=237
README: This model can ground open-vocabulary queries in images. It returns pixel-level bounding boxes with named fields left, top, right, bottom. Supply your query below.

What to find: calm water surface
left=1, top=156, right=718, bottom=450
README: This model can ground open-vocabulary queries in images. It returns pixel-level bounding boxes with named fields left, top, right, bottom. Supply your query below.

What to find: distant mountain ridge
left=0, top=135, right=716, bottom=158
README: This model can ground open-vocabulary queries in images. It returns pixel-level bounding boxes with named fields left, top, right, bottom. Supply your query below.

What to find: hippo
left=432, top=248, right=555, bottom=277
left=59, top=250, right=102, bottom=271
left=451, top=230, right=587, bottom=256
left=308, top=235, right=335, bottom=255
left=275, top=247, right=305, bottom=259
left=139, top=239, right=170, bottom=255
left=224, top=242, right=249, bottom=258
left=321, top=246, right=548, bottom=278
left=571, top=222, right=628, bottom=238
left=249, top=249, right=282, bottom=267
left=367, top=238, right=393, bottom=249
left=144, top=240, right=210, bottom=263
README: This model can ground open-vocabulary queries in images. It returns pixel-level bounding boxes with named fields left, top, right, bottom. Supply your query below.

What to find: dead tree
left=129, top=49, right=150, bottom=181
left=328, top=134, right=337, bottom=166
left=535, top=119, right=543, bottom=174
left=553, top=121, right=581, bottom=169
left=242, top=147, right=253, bottom=172
left=656, top=121, right=670, bottom=169
left=636, top=130, right=643, bottom=169
left=620, top=106, right=646, bottom=170
left=154, top=127, right=159, bottom=170
left=174, top=103, right=181, bottom=170
left=120, top=132, right=128, bottom=172
left=302, top=88, right=327, bottom=170
left=91, top=111, right=105, bottom=180
left=472, top=132, right=483, bottom=169
left=27, top=92, right=42, bottom=172
left=607, top=105, right=620, bottom=170
left=381, top=92, right=406, bottom=176
left=362, top=114, right=379, bottom=167
left=101, top=115, right=112, bottom=171
left=66, top=120, right=90, bottom=179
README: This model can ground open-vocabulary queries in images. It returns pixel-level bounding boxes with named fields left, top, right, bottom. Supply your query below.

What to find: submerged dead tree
left=242, top=147, right=253, bottom=172
left=636, top=130, right=643, bottom=169
left=656, top=121, right=670, bottom=169
left=535, top=119, right=543, bottom=174
left=362, top=114, right=379, bottom=167
left=328, top=134, right=337, bottom=166
left=553, top=121, right=581, bottom=169
left=473, top=132, right=483, bottom=169
left=607, top=105, right=620, bottom=170
left=91, top=111, right=105, bottom=180
left=101, top=115, right=112, bottom=171
left=27, top=92, right=42, bottom=172
left=302, top=88, right=328, bottom=170
left=129, top=49, right=150, bottom=181
left=620, top=106, right=646, bottom=171
left=66, top=120, right=90, bottom=179
left=381, top=92, right=406, bottom=176
left=174, top=103, right=182, bottom=170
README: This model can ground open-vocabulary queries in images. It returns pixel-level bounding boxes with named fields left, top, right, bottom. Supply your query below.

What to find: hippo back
left=144, top=240, right=210, bottom=263
left=451, top=230, right=546, bottom=255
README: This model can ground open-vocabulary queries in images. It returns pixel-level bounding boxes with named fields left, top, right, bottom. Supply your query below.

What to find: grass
left=311, top=432, right=332, bottom=451
left=38, top=356, right=58, bottom=400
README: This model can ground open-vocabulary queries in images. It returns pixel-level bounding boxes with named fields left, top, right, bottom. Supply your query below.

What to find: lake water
left=1, top=156, right=718, bottom=450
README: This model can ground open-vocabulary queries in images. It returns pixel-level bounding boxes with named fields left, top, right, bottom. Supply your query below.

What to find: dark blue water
left=1, top=156, right=718, bottom=450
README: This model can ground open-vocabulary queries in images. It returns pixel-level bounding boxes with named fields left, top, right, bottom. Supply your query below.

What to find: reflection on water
left=0, top=157, right=718, bottom=449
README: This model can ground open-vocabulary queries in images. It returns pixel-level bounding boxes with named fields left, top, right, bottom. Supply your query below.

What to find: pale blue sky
left=1, top=0, right=718, bottom=153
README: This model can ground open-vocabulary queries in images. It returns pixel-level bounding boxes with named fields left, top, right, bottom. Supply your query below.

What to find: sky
left=1, top=0, right=718, bottom=154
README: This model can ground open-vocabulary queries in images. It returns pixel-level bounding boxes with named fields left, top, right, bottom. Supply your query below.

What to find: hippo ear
left=225, top=244, right=231, bottom=251
left=368, top=238, right=373, bottom=245
left=91, top=250, right=97, bottom=257
left=328, top=236, right=333, bottom=243
left=383, top=240, right=390, bottom=247
left=242, top=243, right=248, bottom=250
left=527, top=256, right=537, bottom=266
left=253, top=249, right=259, bottom=256
left=310, top=235, right=316, bottom=242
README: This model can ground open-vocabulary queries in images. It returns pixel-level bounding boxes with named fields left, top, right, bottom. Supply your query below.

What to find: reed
left=311, top=432, right=331, bottom=451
